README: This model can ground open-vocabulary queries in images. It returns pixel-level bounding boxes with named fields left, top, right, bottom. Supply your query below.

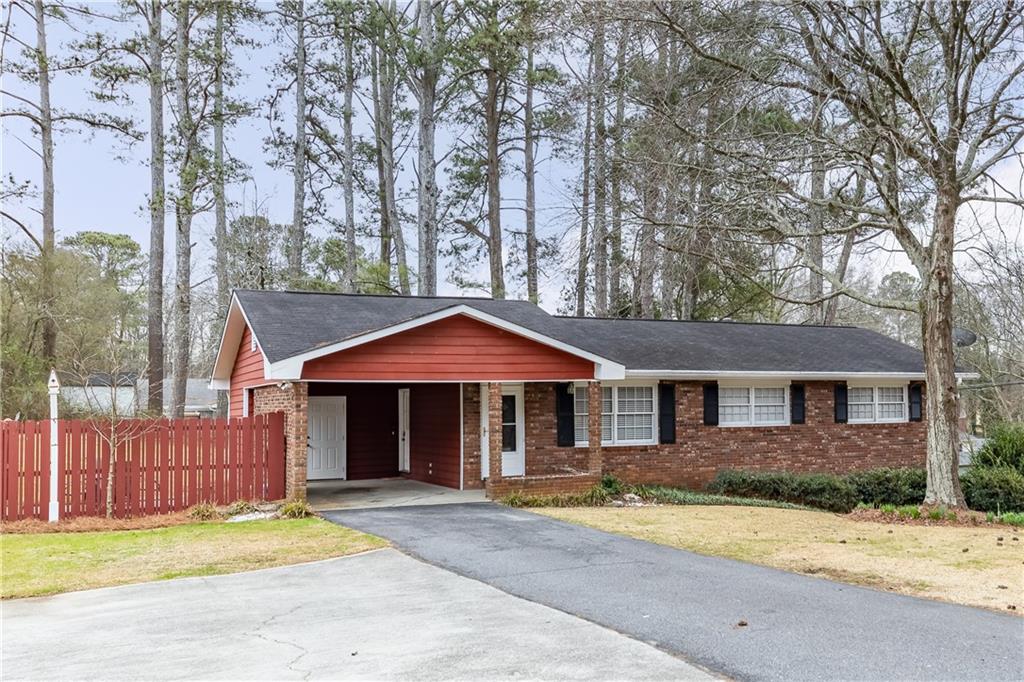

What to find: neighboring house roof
left=138, top=378, right=219, bottom=412
left=58, top=371, right=139, bottom=387
left=211, top=290, right=969, bottom=384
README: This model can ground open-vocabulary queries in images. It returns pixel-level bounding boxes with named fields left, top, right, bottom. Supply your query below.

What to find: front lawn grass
left=537, top=505, right=1024, bottom=613
left=2, top=517, right=386, bottom=599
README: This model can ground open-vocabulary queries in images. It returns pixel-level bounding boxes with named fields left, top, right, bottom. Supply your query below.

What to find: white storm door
left=500, top=385, right=525, bottom=477
left=307, top=396, right=347, bottom=480
left=398, top=388, right=411, bottom=472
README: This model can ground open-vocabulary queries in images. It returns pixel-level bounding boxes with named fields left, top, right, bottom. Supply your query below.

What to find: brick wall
left=486, top=473, right=601, bottom=498
left=461, top=383, right=483, bottom=489
left=518, top=380, right=926, bottom=490
left=254, top=382, right=308, bottom=499
left=523, top=383, right=589, bottom=475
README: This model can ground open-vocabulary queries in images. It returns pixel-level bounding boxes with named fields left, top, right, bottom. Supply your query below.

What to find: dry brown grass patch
left=538, top=505, right=1024, bottom=613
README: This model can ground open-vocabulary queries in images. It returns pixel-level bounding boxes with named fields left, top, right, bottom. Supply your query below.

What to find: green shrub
left=279, top=500, right=314, bottom=518
left=897, top=505, right=921, bottom=520
left=962, top=466, right=1024, bottom=513
left=880, top=503, right=897, bottom=515
left=227, top=500, right=257, bottom=516
left=973, top=423, right=1024, bottom=475
left=629, top=484, right=811, bottom=510
left=186, top=502, right=218, bottom=521
left=998, top=511, right=1024, bottom=527
left=927, top=506, right=947, bottom=521
left=600, top=474, right=624, bottom=495
left=846, top=468, right=926, bottom=506
left=706, top=470, right=858, bottom=513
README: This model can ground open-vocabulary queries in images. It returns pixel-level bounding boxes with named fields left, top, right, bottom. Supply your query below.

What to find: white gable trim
left=265, top=305, right=626, bottom=381
left=209, top=294, right=271, bottom=388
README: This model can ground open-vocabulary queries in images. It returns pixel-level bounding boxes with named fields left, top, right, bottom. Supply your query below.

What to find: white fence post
left=48, top=368, right=60, bottom=523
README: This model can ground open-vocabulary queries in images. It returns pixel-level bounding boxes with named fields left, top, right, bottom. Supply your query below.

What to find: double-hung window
left=574, top=384, right=656, bottom=446
left=718, top=385, right=788, bottom=426
left=849, top=385, right=907, bottom=423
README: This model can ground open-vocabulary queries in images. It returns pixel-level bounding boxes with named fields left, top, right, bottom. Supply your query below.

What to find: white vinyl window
left=849, top=386, right=907, bottom=423
left=574, top=387, right=589, bottom=444
left=575, top=384, right=655, bottom=446
left=719, top=385, right=789, bottom=426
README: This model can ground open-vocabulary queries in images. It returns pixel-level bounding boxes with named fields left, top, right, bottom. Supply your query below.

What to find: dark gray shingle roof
left=234, top=289, right=927, bottom=374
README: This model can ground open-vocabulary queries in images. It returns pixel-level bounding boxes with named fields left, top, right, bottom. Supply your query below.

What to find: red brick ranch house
left=211, top=290, right=957, bottom=500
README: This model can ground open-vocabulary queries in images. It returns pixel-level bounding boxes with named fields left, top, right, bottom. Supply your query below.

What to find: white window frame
left=574, top=381, right=658, bottom=447
left=848, top=383, right=908, bottom=424
left=717, top=380, right=790, bottom=427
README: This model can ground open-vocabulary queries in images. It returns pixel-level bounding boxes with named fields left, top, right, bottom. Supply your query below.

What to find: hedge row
left=706, top=466, right=1024, bottom=514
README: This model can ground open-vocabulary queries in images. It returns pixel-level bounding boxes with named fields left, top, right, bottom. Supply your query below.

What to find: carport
left=307, top=478, right=485, bottom=510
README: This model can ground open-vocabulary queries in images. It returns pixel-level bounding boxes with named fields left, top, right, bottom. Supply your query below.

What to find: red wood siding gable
left=301, top=314, right=596, bottom=381
left=230, top=325, right=267, bottom=412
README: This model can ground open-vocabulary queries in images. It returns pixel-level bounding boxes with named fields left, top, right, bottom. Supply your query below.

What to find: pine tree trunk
left=591, top=2, right=608, bottom=316
left=342, top=18, right=357, bottom=293
left=524, top=40, right=538, bottom=304
left=484, top=66, right=505, bottom=299
left=146, top=0, right=166, bottom=414
left=288, top=0, right=307, bottom=285
left=609, top=23, right=627, bottom=316
left=575, top=70, right=593, bottom=317
left=378, top=8, right=410, bottom=295
left=370, top=43, right=391, bottom=281
left=213, top=1, right=228, bottom=417
left=415, top=0, right=438, bottom=296
left=172, top=0, right=194, bottom=418
left=808, top=92, right=825, bottom=323
left=922, top=182, right=965, bottom=507
left=33, top=0, right=56, bottom=364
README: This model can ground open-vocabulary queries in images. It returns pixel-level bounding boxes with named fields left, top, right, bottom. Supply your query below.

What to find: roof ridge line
left=233, top=288, right=536, bottom=303
left=554, top=315, right=857, bottom=329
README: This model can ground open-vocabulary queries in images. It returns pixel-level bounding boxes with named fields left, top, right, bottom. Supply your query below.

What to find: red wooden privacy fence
left=1, top=413, right=285, bottom=521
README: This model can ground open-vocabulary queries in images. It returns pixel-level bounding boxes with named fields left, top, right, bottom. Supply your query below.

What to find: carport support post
left=487, top=382, right=503, bottom=483
left=587, top=381, right=603, bottom=475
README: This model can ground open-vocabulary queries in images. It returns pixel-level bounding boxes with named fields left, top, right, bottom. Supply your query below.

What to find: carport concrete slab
left=2, top=548, right=710, bottom=681
left=308, top=478, right=486, bottom=510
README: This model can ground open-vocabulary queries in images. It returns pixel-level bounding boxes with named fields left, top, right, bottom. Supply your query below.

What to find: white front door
left=397, top=388, right=410, bottom=472
left=500, top=384, right=526, bottom=477
left=308, top=396, right=347, bottom=480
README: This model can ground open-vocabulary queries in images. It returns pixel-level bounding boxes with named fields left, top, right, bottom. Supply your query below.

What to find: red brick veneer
left=512, top=380, right=926, bottom=490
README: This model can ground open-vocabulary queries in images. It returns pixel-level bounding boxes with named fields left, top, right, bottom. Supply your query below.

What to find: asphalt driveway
left=324, top=503, right=1024, bottom=682
left=2, top=548, right=707, bottom=681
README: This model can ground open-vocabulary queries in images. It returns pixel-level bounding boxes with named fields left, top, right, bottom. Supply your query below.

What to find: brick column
left=587, top=381, right=603, bottom=475
left=487, top=382, right=503, bottom=483
left=253, top=381, right=309, bottom=500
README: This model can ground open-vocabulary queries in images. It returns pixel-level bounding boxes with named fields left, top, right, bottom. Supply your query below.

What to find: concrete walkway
left=325, top=503, right=1024, bottom=682
left=308, top=478, right=486, bottom=511
left=2, top=549, right=709, bottom=681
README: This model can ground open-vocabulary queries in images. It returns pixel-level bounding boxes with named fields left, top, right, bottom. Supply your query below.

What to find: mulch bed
left=847, top=506, right=1019, bottom=529
left=1, top=512, right=204, bottom=534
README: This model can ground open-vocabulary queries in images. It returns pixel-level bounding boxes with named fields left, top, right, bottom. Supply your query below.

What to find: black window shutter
left=555, top=383, right=575, bottom=446
left=703, top=382, right=719, bottom=426
left=791, top=384, right=806, bottom=424
left=909, top=383, right=923, bottom=422
left=659, top=383, right=676, bottom=444
left=834, top=383, right=848, bottom=423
